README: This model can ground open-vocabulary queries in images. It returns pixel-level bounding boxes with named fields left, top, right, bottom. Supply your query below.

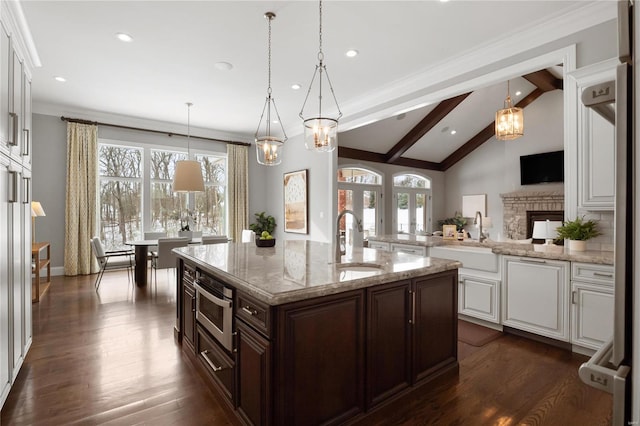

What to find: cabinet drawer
left=571, top=262, right=614, bottom=286
left=237, top=292, right=271, bottom=337
left=368, top=241, right=390, bottom=251
left=196, top=325, right=235, bottom=403
left=183, top=263, right=196, bottom=284
left=390, top=243, right=426, bottom=256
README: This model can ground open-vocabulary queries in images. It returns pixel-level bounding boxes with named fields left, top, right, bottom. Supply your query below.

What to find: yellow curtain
left=227, top=144, right=248, bottom=242
left=64, top=122, right=98, bottom=275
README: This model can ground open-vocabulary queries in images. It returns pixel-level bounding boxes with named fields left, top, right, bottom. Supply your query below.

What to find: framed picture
left=442, top=224, right=457, bottom=240
left=284, top=169, right=308, bottom=234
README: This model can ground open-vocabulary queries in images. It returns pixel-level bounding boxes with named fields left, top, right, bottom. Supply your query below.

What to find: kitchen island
left=174, top=240, right=460, bottom=426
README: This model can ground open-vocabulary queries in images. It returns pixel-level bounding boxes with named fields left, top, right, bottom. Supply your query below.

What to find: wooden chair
left=150, top=237, right=190, bottom=285
left=90, top=237, right=134, bottom=290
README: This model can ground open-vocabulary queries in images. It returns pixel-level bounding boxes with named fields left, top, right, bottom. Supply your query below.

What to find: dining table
left=125, top=238, right=201, bottom=287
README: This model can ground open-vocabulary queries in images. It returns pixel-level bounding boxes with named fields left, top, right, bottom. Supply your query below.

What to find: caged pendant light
left=255, top=12, right=287, bottom=166
left=173, top=102, right=205, bottom=192
left=299, top=0, right=342, bottom=152
left=495, top=80, right=524, bottom=140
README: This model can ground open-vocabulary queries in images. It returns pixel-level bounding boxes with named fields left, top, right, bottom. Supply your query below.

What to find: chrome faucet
left=335, top=209, right=363, bottom=262
left=474, top=211, right=486, bottom=243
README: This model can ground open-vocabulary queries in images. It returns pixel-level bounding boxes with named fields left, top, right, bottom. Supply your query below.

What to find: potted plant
left=437, top=212, right=467, bottom=232
left=249, top=212, right=277, bottom=247
left=556, top=216, right=601, bottom=251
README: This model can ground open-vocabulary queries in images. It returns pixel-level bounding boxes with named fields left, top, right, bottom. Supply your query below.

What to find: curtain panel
left=64, top=122, right=98, bottom=275
left=227, top=144, right=248, bottom=242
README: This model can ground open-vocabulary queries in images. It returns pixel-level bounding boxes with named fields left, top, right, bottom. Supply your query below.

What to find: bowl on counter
left=255, top=238, right=276, bottom=248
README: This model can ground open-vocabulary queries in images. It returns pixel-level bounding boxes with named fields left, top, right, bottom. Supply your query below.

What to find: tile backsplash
left=577, top=210, right=614, bottom=252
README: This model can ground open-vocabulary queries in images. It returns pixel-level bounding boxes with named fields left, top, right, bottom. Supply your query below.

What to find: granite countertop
left=368, top=235, right=614, bottom=265
left=174, top=240, right=460, bottom=306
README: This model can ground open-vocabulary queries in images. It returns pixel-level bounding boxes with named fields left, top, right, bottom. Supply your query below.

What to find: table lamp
left=31, top=201, right=46, bottom=243
left=532, top=219, right=562, bottom=245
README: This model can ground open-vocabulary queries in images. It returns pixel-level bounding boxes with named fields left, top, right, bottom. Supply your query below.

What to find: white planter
left=568, top=240, right=587, bottom=251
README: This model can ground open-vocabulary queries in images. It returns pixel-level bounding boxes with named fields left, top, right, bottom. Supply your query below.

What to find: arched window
left=337, top=167, right=383, bottom=246
left=393, top=173, right=431, bottom=234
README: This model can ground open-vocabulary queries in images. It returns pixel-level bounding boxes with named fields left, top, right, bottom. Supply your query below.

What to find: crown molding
left=2, top=0, right=42, bottom=72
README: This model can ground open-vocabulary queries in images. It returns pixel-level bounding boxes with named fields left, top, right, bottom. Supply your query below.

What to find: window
left=98, top=141, right=227, bottom=250
left=393, top=173, right=431, bottom=234
left=337, top=167, right=382, bottom=244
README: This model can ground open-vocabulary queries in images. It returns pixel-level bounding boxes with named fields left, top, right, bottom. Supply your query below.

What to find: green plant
left=556, top=216, right=601, bottom=241
left=249, top=212, right=276, bottom=235
left=437, top=212, right=467, bottom=231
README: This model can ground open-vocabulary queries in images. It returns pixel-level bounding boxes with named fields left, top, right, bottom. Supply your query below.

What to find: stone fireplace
left=501, top=190, right=564, bottom=240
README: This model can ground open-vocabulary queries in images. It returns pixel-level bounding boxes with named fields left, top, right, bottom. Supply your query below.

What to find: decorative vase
left=568, top=239, right=587, bottom=251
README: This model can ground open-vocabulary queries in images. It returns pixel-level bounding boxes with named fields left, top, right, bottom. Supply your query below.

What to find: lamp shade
left=172, top=160, right=205, bottom=192
left=31, top=201, right=46, bottom=217
left=532, top=220, right=562, bottom=244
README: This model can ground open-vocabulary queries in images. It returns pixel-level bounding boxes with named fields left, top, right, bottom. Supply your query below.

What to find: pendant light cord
left=318, top=0, right=323, bottom=62
left=186, top=102, right=192, bottom=156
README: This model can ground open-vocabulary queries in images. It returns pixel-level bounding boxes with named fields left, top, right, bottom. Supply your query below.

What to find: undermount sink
left=335, top=262, right=384, bottom=272
left=430, top=245, right=498, bottom=272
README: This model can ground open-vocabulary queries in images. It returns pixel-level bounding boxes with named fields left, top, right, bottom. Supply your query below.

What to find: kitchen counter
left=174, top=240, right=460, bottom=305
left=368, top=234, right=614, bottom=265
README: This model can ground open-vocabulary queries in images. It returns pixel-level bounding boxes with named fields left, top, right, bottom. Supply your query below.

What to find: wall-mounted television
left=520, top=150, right=564, bottom=185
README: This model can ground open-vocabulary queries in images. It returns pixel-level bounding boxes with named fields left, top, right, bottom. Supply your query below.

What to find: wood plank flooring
left=2, top=270, right=612, bottom=425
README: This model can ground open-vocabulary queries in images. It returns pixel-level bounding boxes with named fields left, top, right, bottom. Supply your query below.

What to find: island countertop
left=174, top=240, right=460, bottom=305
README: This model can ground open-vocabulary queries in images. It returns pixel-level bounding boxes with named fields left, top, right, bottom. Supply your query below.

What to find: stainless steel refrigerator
left=578, top=2, right=634, bottom=424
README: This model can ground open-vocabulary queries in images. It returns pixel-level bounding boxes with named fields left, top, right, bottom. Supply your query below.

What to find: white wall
left=444, top=90, right=564, bottom=239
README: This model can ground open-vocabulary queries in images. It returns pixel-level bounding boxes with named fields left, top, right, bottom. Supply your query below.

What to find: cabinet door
left=580, top=107, right=615, bottom=209
left=571, top=282, right=614, bottom=350
left=366, top=280, right=411, bottom=408
left=21, top=173, right=30, bottom=350
left=0, top=24, right=10, bottom=152
left=413, top=271, right=458, bottom=383
left=0, top=158, right=11, bottom=406
left=459, top=275, right=500, bottom=323
left=21, top=76, right=31, bottom=167
left=236, top=320, right=271, bottom=426
left=275, top=290, right=365, bottom=425
left=8, top=50, right=21, bottom=159
left=502, top=257, right=570, bottom=341
left=182, top=282, right=195, bottom=351
left=10, top=166, right=23, bottom=380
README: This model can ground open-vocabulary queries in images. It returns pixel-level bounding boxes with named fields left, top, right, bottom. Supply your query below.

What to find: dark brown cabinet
left=236, top=320, right=271, bottom=426
left=196, top=325, right=235, bottom=403
left=182, top=281, right=195, bottom=351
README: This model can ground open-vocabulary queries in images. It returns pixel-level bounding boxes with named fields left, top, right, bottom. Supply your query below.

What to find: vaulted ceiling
left=19, top=1, right=614, bottom=164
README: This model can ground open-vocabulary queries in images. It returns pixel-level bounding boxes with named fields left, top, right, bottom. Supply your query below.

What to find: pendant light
left=173, top=102, right=205, bottom=192
left=255, top=12, right=287, bottom=166
left=495, top=80, right=524, bottom=140
left=299, top=0, right=342, bottom=152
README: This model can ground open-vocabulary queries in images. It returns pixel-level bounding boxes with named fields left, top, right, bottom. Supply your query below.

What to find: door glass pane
left=415, top=193, right=426, bottom=233
left=363, top=190, right=377, bottom=238
left=396, top=192, right=409, bottom=233
left=99, top=180, right=141, bottom=250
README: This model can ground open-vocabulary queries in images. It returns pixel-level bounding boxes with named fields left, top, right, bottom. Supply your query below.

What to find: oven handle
left=195, top=282, right=232, bottom=309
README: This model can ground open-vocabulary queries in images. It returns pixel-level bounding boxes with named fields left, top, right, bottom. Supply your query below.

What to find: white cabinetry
left=459, top=275, right=500, bottom=323
left=502, top=256, right=570, bottom=341
left=570, top=262, right=614, bottom=350
left=0, top=1, right=33, bottom=410
left=570, top=59, right=617, bottom=210
left=390, top=243, right=427, bottom=256
left=368, top=241, right=389, bottom=251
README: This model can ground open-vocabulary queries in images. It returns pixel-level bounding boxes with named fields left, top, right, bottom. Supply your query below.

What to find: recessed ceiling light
left=214, top=62, right=233, bottom=71
left=291, top=83, right=301, bottom=90
left=54, top=76, right=66, bottom=82
left=345, top=49, right=359, bottom=58
left=515, top=90, right=522, bottom=96
left=272, top=120, right=279, bottom=124
left=440, top=0, right=450, bottom=2
left=450, top=130, right=457, bottom=135
left=116, top=32, right=133, bottom=42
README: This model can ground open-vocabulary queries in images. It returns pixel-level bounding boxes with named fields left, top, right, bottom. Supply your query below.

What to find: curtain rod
left=60, top=116, right=251, bottom=147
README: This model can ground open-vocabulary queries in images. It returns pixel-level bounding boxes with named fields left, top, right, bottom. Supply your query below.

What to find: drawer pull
left=519, top=257, right=546, bottom=264
left=242, top=306, right=258, bottom=316
left=200, top=350, right=223, bottom=372
left=593, top=272, right=613, bottom=278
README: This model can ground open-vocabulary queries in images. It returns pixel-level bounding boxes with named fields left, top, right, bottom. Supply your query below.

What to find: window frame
left=392, top=172, right=432, bottom=234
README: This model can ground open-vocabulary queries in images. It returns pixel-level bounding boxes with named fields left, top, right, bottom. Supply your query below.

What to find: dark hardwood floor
left=2, top=270, right=612, bottom=425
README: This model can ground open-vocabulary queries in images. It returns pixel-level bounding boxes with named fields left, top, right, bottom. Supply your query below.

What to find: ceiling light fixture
left=172, top=102, right=205, bottom=192
left=299, top=0, right=342, bottom=152
left=291, top=83, right=301, bottom=90
left=214, top=62, right=233, bottom=71
left=255, top=12, right=287, bottom=167
left=346, top=49, right=359, bottom=58
left=515, top=90, right=522, bottom=96
left=450, top=130, right=457, bottom=135
left=495, top=80, right=524, bottom=140
left=116, top=32, right=133, bottom=42
left=54, top=76, right=66, bottom=82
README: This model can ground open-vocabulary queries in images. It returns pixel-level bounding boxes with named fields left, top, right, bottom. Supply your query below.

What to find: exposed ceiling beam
left=385, top=92, right=471, bottom=163
left=440, top=88, right=545, bottom=171
left=338, top=146, right=442, bottom=171
left=522, top=69, right=563, bottom=91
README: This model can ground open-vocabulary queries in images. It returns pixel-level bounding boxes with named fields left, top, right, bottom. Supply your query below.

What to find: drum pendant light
left=173, top=102, right=205, bottom=192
